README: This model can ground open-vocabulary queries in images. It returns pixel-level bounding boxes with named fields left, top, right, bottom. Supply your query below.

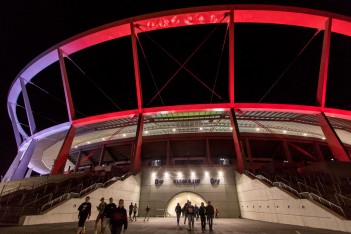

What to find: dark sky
left=2, top=0, right=351, bottom=177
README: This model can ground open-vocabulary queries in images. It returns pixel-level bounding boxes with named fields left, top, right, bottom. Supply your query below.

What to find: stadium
left=1, top=2, right=351, bottom=233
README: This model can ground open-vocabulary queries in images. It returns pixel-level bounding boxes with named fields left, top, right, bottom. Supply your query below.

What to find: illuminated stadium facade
left=3, top=4, right=351, bottom=230
left=5, top=5, right=351, bottom=181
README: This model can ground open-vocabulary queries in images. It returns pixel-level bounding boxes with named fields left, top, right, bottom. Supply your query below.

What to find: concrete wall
left=235, top=172, right=351, bottom=232
left=20, top=174, right=141, bottom=225
left=139, top=167, right=240, bottom=218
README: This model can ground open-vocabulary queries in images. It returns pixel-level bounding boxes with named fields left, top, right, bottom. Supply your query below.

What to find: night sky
left=2, top=0, right=351, bottom=177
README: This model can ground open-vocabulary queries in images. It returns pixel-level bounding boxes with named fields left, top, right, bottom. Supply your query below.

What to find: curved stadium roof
left=7, top=5, right=351, bottom=174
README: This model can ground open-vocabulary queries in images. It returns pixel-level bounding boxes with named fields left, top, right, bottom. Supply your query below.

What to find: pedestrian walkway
left=0, top=217, right=347, bottom=234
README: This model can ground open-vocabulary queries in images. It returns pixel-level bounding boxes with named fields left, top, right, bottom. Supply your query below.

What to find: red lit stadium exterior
left=4, top=5, right=351, bottom=181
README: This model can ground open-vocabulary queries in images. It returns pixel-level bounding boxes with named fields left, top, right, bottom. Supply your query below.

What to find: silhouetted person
left=175, top=203, right=182, bottom=226
left=110, top=199, right=128, bottom=234
left=199, top=202, right=206, bottom=232
left=206, top=201, right=214, bottom=232
left=76, top=196, right=91, bottom=234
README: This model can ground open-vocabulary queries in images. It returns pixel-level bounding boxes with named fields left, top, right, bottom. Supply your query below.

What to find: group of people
left=175, top=200, right=217, bottom=232
left=76, top=196, right=129, bottom=234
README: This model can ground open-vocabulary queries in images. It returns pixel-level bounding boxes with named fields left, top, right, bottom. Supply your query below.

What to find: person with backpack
left=110, top=199, right=128, bottom=234
left=95, top=197, right=107, bottom=234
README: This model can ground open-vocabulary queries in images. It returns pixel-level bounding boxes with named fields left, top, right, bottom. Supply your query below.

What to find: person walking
left=102, top=197, right=117, bottom=234
left=110, top=199, right=128, bottom=234
left=76, top=196, right=91, bottom=234
left=187, top=201, right=195, bottom=231
left=95, top=197, right=107, bottom=234
left=215, top=207, right=219, bottom=219
left=175, top=203, right=182, bottom=226
left=199, top=202, right=206, bottom=233
left=206, top=201, right=215, bottom=232
left=183, top=201, right=189, bottom=225
left=128, top=203, right=134, bottom=221
left=194, top=204, right=199, bottom=221
left=144, top=205, right=150, bottom=222
left=132, top=203, right=138, bottom=221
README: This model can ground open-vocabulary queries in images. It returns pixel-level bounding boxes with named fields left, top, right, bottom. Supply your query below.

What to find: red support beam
left=316, top=113, right=350, bottom=161
left=51, top=125, right=76, bottom=175
left=58, top=49, right=76, bottom=121
left=316, top=18, right=332, bottom=108
left=130, top=23, right=143, bottom=112
left=244, top=138, right=254, bottom=172
left=229, top=9, right=235, bottom=104
left=131, top=114, right=144, bottom=174
left=229, top=109, right=245, bottom=171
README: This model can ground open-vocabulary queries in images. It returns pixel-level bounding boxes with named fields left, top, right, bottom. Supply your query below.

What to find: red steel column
left=51, top=125, right=76, bottom=175
left=245, top=138, right=254, bottom=171
left=58, top=49, right=76, bottom=121
left=229, top=109, right=244, bottom=171
left=316, top=18, right=331, bottom=108
left=314, top=142, right=325, bottom=162
left=229, top=9, right=235, bottom=105
left=316, top=113, right=350, bottom=161
left=131, top=114, right=144, bottom=174
left=130, top=23, right=143, bottom=112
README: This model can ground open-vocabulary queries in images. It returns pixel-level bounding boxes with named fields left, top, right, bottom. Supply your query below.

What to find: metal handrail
left=297, top=181, right=321, bottom=197
left=40, top=192, right=80, bottom=213
left=272, top=181, right=299, bottom=197
left=246, top=171, right=346, bottom=218
left=0, top=173, right=87, bottom=198
left=255, top=175, right=273, bottom=186
left=300, top=192, right=345, bottom=217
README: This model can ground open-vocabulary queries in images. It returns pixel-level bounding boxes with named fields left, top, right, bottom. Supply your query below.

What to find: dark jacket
left=175, top=205, right=182, bottom=214
left=104, top=203, right=117, bottom=218
left=199, top=205, right=206, bottom=216
left=206, top=205, right=214, bottom=217
left=110, top=207, right=128, bottom=230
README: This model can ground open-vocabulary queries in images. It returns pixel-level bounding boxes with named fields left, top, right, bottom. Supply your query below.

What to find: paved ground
left=0, top=218, right=347, bottom=234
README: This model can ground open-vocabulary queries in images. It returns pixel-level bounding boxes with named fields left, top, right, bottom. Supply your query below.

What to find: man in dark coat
left=199, top=202, right=206, bottom=232
left=206, top=201, right=215, bottom=232
left=110, top=199, right=128, bottom=234
left=103, top=197, right=117, bottom=233
left=175, top=203, right=182, bottom=226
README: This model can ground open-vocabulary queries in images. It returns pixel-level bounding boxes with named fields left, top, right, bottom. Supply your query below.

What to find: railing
left=299, top=192, right=345, bottom=217
left=0, top=172, right=130, bottom=224
left=297, top=182, right=321, bottom=197
left=255, top=175, right=273, bottom=186
left=40, top=192, right=80, bottom=213
left=272, top=181, right=300, bottom=197
left=244, top=170, right=346, bottom=218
